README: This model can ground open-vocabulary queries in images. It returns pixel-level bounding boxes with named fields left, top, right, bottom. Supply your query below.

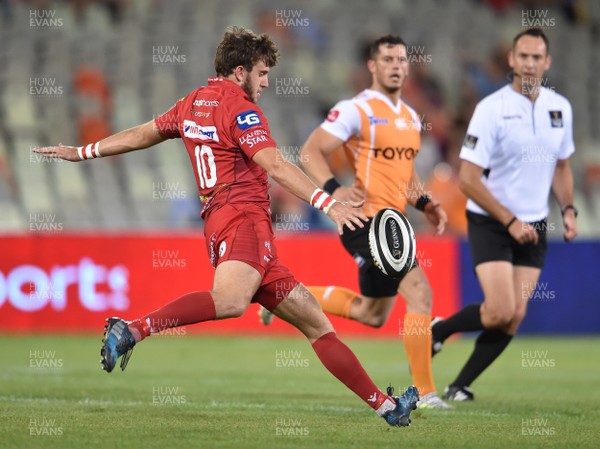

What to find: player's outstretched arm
left=33, top=119, right=167, bottom=162
left=300, top=128, right=364, bottom=202
left=407, top=169, right=447, bottom=235
left=552, top=158, right=578, bottom=241
left=253, top=146, right=367, bottom=234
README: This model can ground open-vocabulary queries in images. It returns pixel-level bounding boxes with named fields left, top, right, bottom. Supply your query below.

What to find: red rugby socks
left=128, top=291, right=216, bottom=342
left=312, top=332, right=395, bottom=415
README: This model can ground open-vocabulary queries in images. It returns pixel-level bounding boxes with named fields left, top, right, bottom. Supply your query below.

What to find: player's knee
left=309, top=318, right=336, bottom=339
left=211, top=291, right=250, bottom=318
left=511, top=307, right=528, bottom=327
left=220, top=301, right=248, bottom=318
left=481, top=295, right=516, bottom=328
left=297, top=312, right=335, bottom=341
left=483, top=308, right=514, bottom=328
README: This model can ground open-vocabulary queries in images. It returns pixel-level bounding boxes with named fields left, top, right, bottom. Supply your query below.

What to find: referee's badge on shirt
left=549, top=110, right=563, bottom=128
left=464, top=134, right=478, bottom=149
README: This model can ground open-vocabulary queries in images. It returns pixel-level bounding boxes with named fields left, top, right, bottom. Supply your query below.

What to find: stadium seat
left=0, top=0, right=595, bottom=232
left=0, top=200, right=25, bottom=230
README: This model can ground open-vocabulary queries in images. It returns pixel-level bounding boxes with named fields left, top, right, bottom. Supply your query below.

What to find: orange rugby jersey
left=321, top=89, right=421, bottom=217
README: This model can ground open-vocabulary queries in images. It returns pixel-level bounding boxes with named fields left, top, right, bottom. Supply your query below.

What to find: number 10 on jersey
left=195, top=144, right=217, bottom=189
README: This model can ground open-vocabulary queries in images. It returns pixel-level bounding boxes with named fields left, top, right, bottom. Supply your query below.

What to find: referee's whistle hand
left=563, top=213, right=578, bottom=241
left=509, top=220, right=538, bottom=245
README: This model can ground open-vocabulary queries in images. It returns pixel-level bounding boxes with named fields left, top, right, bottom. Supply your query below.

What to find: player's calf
left=273, top=283, right=335, bottom=341
left=357, top=312, right=388, bottom=328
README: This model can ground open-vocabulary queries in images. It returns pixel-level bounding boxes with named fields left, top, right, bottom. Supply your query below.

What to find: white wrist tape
left=310, top=188, right=337, bottom=215
left=77, top=142, right=102, bottom=160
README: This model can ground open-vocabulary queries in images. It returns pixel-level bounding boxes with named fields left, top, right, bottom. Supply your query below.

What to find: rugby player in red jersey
left=34, top=26, right=418, bottom=427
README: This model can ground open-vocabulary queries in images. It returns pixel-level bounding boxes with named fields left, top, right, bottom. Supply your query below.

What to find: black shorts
left=340, top=221, right=418, bottom=298
left=467, top=211, right=547, bottom=269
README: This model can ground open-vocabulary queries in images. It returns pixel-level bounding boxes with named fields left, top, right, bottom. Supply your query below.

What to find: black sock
left=432, top=303, right=483, bottom=342
left=451, top=329, right=513, bottom=387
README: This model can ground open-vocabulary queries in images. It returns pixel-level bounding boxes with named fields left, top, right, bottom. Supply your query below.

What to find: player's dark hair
left=214, top=26, right=280, bottom=76
left=368, top=35, right=407, bottom=60
left=512, top=28, right=550, bottom=53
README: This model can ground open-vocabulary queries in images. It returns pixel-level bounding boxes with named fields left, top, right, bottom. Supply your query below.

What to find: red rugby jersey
left=154, top=77, right=276, bottom=217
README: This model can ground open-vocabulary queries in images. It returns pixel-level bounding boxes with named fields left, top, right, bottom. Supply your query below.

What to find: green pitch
left=1, top=334, right=598, bottom=449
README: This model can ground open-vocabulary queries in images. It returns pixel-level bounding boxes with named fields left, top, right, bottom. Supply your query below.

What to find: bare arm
left=252, top=146, right=367, bottom=234
left=33, top=120, right=167, bottom=161
left=300, top=127, right=364, bottom=202
left=407, top=169, right=447, bottom=235
left=459, top=160, right=538, bottom=244
left=552, top=158, right=577, bottom=241
left=300, top=127, right=344, bottom=186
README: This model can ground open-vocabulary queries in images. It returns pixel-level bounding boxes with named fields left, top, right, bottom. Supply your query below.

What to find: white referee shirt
left=460, top=84, right=575, bottom=222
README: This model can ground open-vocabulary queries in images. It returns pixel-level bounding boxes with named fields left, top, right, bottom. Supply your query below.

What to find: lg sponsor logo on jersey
left=236, top=111, right=262, bottom=130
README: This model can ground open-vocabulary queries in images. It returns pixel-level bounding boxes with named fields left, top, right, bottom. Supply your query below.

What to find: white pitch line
left=0, top=396, right=144, bottom=406
left=1, top=395, right=510, bottom=417
left=435, top=410, right=511, bottom=417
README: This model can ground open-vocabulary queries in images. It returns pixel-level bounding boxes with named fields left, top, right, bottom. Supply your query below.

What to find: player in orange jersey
left=261, top=35, right=449, bottom=408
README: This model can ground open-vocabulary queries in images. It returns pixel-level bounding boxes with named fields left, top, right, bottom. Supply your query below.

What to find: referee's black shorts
left=467, top=211, right=548, bottom=269
left=340, top=220, right=418, bottom=298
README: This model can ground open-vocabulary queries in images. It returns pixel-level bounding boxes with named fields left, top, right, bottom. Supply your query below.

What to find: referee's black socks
left=450, top=329, right=513, bottom=388
left=432, top=303, right=483, bottom=342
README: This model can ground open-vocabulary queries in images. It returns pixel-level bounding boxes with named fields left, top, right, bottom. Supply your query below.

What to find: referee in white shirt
left=431, top=28, right=578, bottom=401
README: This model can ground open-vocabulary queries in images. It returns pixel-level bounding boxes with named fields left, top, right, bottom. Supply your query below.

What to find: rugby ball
left=368, top=208, right=416, bottom=279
